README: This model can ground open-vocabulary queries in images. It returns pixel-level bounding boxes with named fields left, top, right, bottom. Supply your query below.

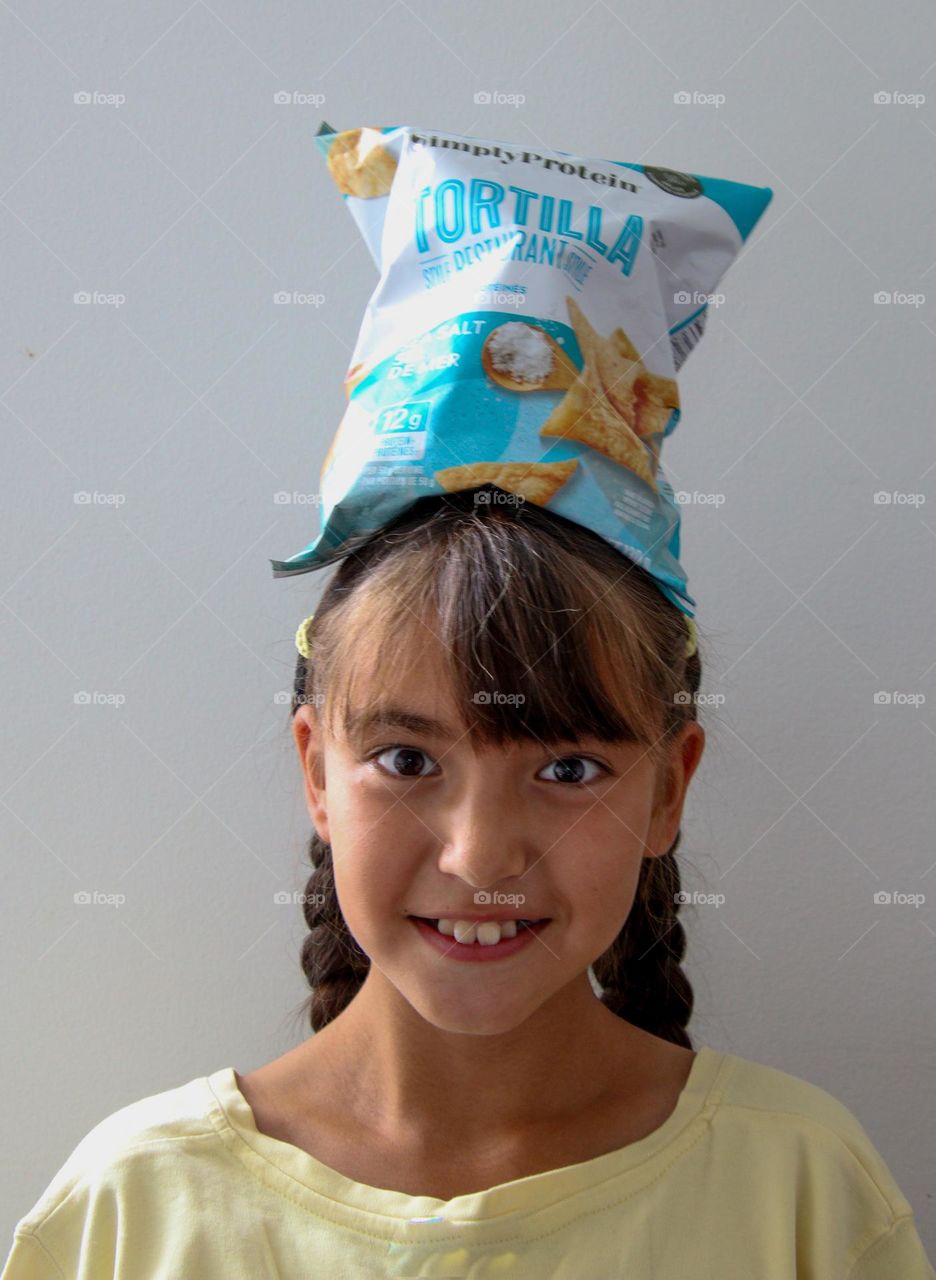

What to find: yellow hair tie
left=684, top=616, right=698, bottom=659
left=295, top=612, right=316, bottom=659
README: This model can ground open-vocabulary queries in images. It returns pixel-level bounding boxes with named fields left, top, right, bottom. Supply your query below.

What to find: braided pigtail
left=298, top=831, right=369, bottom=1032
left=592, top=645, right=702, bottom=1049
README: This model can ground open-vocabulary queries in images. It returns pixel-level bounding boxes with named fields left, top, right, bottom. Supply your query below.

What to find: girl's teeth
left=436, top=919, right=521, bottom=944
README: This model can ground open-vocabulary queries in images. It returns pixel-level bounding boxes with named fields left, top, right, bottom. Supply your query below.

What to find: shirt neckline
left=202, top=1044, right=735, bottom=1234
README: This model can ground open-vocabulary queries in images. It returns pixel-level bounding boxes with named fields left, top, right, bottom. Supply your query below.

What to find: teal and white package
left=270, top=123, right=773, bottom=616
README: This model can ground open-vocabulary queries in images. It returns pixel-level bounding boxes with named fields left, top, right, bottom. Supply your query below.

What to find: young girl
left=3, top=489, right=933, bottom=1279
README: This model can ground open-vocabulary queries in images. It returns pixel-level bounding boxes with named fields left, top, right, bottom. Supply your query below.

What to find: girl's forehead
left=347, top=627, right=461, bottom=696
left=328, top=599, right=660, bottom=752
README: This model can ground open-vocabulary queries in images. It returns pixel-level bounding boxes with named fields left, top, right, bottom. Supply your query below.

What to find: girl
left=3, top=489, right=933, bottom=1278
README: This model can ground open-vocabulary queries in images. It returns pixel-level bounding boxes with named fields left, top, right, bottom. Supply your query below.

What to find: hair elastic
left=684, top=616, right=698, bottom=659
left=295, top=613, right=315, bottom=660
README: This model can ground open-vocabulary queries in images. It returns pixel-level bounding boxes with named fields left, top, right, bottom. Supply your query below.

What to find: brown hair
left=290, top=487, right=704, bottom=1049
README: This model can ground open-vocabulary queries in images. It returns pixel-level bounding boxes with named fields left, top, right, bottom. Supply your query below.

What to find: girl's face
left=294, top=635, right=704, bottom=1037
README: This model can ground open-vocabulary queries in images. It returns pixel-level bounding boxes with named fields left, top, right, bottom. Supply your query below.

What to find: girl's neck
left=299, top=972, right=672, bottom=1151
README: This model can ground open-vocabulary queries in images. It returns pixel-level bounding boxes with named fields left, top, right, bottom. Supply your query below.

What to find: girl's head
left=289, top=487, right=705, bottom=1048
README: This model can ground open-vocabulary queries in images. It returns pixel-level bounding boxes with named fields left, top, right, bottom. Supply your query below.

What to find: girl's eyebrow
left=347, top=706, right=457, bottom=742
left=346, top=706, right=619, bottom=751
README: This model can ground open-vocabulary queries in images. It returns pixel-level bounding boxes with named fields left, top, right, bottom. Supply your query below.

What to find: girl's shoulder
left=6, top=1070, right=226, bottom=1239
left=711, top=1048, right=917, bottom=1220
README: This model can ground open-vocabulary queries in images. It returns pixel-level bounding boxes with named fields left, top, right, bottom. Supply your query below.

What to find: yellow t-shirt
left=3, top=1045, right=933, bottom=1279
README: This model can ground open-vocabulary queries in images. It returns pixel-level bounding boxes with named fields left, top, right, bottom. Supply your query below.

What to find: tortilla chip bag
left=270, top=123, right=773, bottom=617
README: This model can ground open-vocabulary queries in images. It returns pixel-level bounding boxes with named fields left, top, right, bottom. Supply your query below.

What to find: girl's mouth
left=409, top=915, right=551, bottom=962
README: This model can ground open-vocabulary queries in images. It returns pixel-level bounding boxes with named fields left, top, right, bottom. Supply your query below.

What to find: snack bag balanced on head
left=270, top=123, right=773, bottom=618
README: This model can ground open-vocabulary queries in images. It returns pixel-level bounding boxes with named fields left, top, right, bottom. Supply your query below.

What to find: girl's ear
left=646, top=721, right=706, bottom=858
left=292, top=703, right=330, bottom=843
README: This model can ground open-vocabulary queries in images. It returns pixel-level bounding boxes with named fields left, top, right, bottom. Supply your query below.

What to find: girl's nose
left=434, top=778, right=533, bottom=889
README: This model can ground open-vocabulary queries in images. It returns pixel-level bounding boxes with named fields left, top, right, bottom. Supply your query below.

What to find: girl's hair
left=289, top=486, right=703, bottom=1049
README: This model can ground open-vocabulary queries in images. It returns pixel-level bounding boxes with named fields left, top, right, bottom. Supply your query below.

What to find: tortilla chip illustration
left=633, top=376, right=677, bottom=445
left=538, top=297, right=658, bottom=490
left=641, top=369, right=680, bottom=408
left=343, top=361, right=369, bottom=398
left=327, top=128, right=397, bottom=198
left=433, top=459, right=578, bottom=506
left=540, top=372, right=657, bottom=490
left=610, top=327, right=642, bottom=364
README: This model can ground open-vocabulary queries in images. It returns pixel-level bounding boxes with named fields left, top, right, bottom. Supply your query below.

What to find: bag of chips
left=270, top=123, right=773, bottom=616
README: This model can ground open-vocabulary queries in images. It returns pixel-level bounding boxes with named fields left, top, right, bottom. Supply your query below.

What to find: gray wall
left=3, top=0, right=934, bottom=1254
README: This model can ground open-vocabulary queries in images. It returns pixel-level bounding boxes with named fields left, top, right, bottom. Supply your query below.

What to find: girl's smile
left=408, top=913, right=553, bottom=962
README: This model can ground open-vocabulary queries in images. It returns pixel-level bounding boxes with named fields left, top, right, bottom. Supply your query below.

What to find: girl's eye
left=371, top=746, right=439, bottom=779
left=538, top=755, right=607, bottom=786
left=368, top=747, right=607, bottom=787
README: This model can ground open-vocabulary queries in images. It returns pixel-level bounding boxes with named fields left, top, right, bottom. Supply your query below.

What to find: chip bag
left=270, top=123, right=773, bottom=616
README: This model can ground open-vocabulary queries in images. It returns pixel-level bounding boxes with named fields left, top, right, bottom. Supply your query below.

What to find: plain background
left=2, top=0, right=934, bottom=1254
